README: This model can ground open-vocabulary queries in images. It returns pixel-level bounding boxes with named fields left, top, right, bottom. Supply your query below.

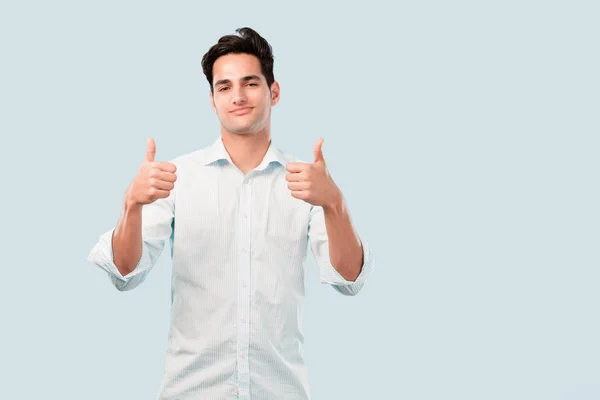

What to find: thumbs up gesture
left=285, top=138, right=342, bottom=209
left=125, top=138, right=178, bottom=206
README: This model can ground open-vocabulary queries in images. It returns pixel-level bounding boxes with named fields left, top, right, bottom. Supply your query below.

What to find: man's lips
left=230, top=107, right=253, bottom=116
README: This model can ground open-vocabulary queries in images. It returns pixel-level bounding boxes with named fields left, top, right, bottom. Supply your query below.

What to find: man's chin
left=226, top=124, right=259, bottom=135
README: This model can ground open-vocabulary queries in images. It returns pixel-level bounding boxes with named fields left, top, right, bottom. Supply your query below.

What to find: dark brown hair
left=201, top=27, right=275, bottom=93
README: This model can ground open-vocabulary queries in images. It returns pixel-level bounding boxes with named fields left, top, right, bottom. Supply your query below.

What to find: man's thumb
left=313, top=138, right=325, bottom=163
left=145, top=137, right=156, bottom=162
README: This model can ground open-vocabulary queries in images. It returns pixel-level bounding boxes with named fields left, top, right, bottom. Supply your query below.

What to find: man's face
left=210, top=53, right=280, bottom=135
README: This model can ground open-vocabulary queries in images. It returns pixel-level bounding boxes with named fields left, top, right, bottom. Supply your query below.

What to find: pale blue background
left=1, top=1, right=599, bottom=399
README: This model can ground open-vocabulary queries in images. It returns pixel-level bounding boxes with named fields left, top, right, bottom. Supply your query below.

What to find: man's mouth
left=230, top=107, right=253, bottom=116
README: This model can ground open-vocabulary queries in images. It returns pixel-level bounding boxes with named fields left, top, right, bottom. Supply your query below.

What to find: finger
left=290, top=190, right=309, bottom=200
left=150, top=161, right=177, bottom=173
left=145, top=137, right=156, bottom=162
left=149, top=188, right=171, bottom=199
left=287, top=181, right=310, bottom=191
left=285, top=172, right=305, bottom=182
left=149, top=178, right=175, bottom=191
left=313, top=138, right=325, bottom=163
left=149, top=169, right=178, bottom=183
left=286, top=162, right=310, bottom=173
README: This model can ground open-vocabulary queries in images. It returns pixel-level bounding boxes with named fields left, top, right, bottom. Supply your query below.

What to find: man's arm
left=111, top=137, right=177, bottom=276
left=287, top=138, right=374, bottom=295
left=322, top=198, right=363, bottom=282
left=87, top=138, right=177, bottom=291
left=111, top=200, right=144, bottom=277
left=307, top=203, right=374, bottom=296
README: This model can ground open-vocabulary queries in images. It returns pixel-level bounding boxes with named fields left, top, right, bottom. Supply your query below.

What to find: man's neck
left=221, top=128, right=271, bottom=175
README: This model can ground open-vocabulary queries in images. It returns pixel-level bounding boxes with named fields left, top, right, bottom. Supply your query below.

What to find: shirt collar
left=202, top=136, right=288, bottom=170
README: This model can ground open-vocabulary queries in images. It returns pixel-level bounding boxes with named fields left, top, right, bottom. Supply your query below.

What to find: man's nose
left=232, top=87, right=247, bottom=105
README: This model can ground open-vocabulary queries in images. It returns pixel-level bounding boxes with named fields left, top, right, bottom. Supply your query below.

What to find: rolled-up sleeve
left=308, top=205, right=374, bottom=296
left=87, top=191, right=175, bottom=292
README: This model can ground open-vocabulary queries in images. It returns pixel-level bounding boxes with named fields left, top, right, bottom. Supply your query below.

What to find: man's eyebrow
left=241, top=75, right=261, bottom=82
left=214, top=79, right=231, bottom=87
left=214, top=75, right=261, bottom=87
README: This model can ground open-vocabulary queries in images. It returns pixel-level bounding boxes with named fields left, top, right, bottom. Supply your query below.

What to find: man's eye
left=247, top=83, right=257, bottom=87
left=219, top=87, right=230, bottom=92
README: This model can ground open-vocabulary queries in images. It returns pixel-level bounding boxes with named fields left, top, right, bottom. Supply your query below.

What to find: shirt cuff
left=320, top=239, right=374, bottom=295
left=87, top=228, right=153, bottom=290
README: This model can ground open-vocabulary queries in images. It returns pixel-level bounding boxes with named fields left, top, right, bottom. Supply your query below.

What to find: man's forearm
left=322, top=199, right=363, bottom=282
left=112, top=199, right=144, bottom=276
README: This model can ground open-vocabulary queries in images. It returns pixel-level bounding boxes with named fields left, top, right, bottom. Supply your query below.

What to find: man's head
left=201, top=27, right=280, bottom=135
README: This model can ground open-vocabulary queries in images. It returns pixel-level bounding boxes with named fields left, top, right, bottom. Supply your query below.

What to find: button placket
left=236, top=176, right=252, bottom=399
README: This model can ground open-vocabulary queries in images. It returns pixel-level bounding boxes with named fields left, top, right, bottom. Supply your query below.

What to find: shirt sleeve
left=308, top=205, right=374, bottom=296
left=86, top=191, right=175, bottom=292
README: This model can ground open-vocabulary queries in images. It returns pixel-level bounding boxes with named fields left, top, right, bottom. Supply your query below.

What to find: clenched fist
left=125, top=137, right=177, bottom=206
left=285, top=138, right=342, bottom=209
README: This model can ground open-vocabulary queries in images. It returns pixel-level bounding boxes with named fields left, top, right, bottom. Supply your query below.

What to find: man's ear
left=270, top=81, right=281, bottom=106
left=210, top=90, right=217, bottom=113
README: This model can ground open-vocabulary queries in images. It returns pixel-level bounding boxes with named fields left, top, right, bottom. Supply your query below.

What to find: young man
left=88, top=27, right=374, bottom=400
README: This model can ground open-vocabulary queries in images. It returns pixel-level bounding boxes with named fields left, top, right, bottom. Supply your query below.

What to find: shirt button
left=242, top=248, right=247, bottom=253
left=242, top=282, right=247, bottom=287
left=240, top=353, right=245, bottom=359
left=241, top=318, right=247, bottom=323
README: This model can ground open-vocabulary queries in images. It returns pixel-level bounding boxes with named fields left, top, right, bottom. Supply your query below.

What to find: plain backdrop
left=1, top=1, right=599, bottom=399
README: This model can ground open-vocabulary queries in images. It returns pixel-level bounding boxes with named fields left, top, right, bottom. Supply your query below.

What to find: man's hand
left=125, top=138, right=177, bottom=207
left=285, top=138, right=342, bottom=209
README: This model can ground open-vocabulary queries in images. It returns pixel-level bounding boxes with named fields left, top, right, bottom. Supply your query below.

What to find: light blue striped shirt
left=87, top=136, right=374, bottom=399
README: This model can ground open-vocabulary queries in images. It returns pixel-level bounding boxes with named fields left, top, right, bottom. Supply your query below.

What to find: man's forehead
left=212, top=54, right=263, bottom=81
